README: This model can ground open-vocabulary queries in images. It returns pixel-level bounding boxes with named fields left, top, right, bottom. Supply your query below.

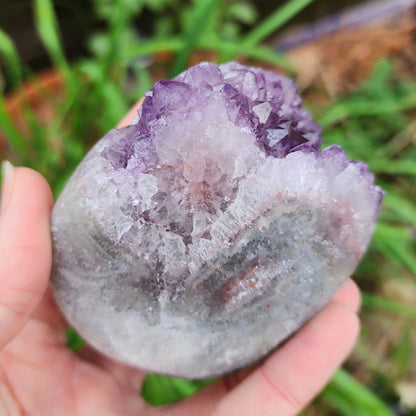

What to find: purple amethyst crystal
left=51, top=62, right=383, bottom=379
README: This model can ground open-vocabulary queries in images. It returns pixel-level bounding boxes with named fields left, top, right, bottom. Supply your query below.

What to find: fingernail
left=1, top=161, right=14, bottom=214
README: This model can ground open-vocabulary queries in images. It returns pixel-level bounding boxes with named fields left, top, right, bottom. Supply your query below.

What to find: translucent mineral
left=51, top=62, right=384, bottom=379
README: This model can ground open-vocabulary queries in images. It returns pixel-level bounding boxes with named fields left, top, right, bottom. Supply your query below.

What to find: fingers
left=165, top=280, right=360, bottom=416
left=218, top=279, right=360, bottom=396
left=209, top=303, right=360, bottom=416
left=0, top=167, right=53, bottom=349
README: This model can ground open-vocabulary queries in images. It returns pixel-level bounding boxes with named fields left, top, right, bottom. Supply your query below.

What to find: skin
left=0, top=104, right=361, bottom=415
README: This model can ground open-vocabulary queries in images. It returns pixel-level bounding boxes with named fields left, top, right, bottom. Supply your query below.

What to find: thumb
left=0, top=163, right=53, bottom=349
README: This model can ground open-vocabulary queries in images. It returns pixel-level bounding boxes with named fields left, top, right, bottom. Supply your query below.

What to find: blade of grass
left=170, top=0, right=220, bottom=77
left=0, top=30, right=60, bottom=165
left=381, top=186, right=416, bottom=227
left=34, top=0, right=67, bottom=69
left=368, top=159, right=416, bottom=175
left=323, top=369, right=395, bottom=416
left=362, top=293, right=416, bottom=320
left=33, top=0, right=77, bottom=95
left=125, top=37, right=294, bottom=71
left=0, top=93, right=28, bottom=159
left=22, top=104, right=50, bottom=161
left=125, top=37, right=184, bottom=57
left=319, top=96, right=416, bottom=128
left=141, top=374, right=213, bottom=405
left=209, top=40, right=294, bottom=70
left=66, top=326, right=84, bottom=351
left=322, top=387, right=363, bottom=416
left=0, top=29, right=41, bottom=164
left=392, top=327, right=412, bottom=376
left=0, top=28, right=23, bottom=88
left=220, top=0, right=314, bottom=62
left=33, top=0, right=86, bottom=142
left=243, top=0, right=315, bottom=47
left=107, top=0, right=130, bottom=65
left=374, top=224, right=416, bottom=277
left=102, top=0, right=141, bottom=93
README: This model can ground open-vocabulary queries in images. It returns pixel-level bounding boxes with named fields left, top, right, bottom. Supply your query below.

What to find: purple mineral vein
left=104, top=62, right=323, bottom=170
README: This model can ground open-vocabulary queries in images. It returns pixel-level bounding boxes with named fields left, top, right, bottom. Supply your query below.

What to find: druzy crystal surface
left=51, top=62, right=384, bottom=379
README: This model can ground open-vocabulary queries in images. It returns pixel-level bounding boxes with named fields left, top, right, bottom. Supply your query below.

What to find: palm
left=0, top=166, right=360, bottom=416
left=0, top=289, right=151, bottom=415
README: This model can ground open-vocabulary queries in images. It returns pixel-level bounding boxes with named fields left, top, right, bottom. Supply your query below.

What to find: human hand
left=0, top=106, right=360, bottom=416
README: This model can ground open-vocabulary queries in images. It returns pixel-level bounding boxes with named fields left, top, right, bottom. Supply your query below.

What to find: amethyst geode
left=51, top=62, right=383, bottom=378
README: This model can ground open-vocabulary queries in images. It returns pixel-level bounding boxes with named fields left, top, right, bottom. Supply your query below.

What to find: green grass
left=170, top=0, right=220, bottom=77
left=1, top=1, right=416, bottom=415
left=322, top=370, right=397, bottom=416
left=0, top=28, right=23, bottom=88
left=142, top=374, right=213, bottom=406
left=308, top=60, right=416, bottom=415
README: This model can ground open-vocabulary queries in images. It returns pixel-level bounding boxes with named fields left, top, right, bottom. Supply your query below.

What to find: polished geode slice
left=51, top=62, right=384, bottom=379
